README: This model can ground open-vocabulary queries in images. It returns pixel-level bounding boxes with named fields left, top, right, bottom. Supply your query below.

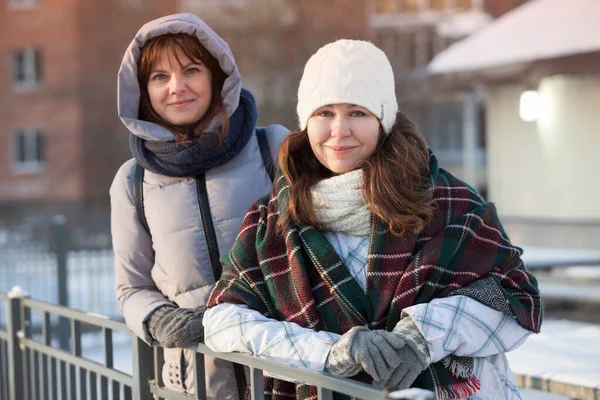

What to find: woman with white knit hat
left=203, top=39, right=541, bottom=400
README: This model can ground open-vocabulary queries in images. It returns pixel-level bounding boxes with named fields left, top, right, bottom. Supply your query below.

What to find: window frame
left=11, top=48, right=42, bottom=91
left=12, top=128, right=45, bottom=174
left=7, top=0, right=40, bottom=10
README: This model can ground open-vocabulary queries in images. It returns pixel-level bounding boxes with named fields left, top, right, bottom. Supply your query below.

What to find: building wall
left=0, top=0, right=84, bottom=203
left=486, top=75, right=600, bottom=247
left=78, top=0, right=175, bottom=203
left=180, top=0, right=369, bottom=128
left=370, top=0, right=493, bottom=192
left=1, top=1, right=368, bottom=232
left=484, top=0, right=529, bottom=18
left=0, top=0, right=174, bottom=231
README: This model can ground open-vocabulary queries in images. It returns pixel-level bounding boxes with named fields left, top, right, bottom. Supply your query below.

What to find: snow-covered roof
left=428, top=0, right=600, bottom=74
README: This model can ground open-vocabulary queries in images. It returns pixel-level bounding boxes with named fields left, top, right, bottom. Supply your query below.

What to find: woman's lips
left=328, top=146, right=356, bottom=155
left=169, top=99, right=194, bottom=108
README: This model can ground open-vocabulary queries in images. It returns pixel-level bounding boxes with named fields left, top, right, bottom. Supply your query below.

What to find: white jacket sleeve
left=400, top=295, right=532, bottom=364
left=111, top=161, right=172, bottom=345
left=203, top=303, right=340, bottom=373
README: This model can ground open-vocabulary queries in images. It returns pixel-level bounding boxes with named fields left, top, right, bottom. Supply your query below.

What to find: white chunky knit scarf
left=310, top=169, right=371, bottom=236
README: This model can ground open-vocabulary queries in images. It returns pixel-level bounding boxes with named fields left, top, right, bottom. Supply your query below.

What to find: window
left=12, top=129, right=45, bottom=172
left=12, top=48, right=42, bottom=89
left=122, top=0, right=153, bottom=8
left=8, top=0, right=39, bottom=9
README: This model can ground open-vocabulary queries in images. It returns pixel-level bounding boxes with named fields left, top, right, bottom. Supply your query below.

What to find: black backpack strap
left=194, top=173, right=222, bottom=280
left=194, top=173, right=247, bottom=399
left=255, top=127, right=275, bottom=182
left=133, top=163, right=150, bottom=233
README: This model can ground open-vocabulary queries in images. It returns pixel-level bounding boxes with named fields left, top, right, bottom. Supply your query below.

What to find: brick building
left=0, top=0, right=370, bottom=238
left=0, top=0, right=176, bottom=235
left=3, top=0, right=523, bottom=237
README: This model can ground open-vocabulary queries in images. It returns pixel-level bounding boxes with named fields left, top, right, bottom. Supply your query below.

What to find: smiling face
left=306, top=103, right=381, bottom=174
left=146, top=47, right=213, bottom=127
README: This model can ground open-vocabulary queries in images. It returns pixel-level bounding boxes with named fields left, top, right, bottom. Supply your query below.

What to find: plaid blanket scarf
left=209, top=154, right=542, bottom=400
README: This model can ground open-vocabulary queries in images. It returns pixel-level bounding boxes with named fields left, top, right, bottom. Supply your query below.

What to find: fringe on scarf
left=434, top=376, right=481, bottom=400
left=435, top=356, right=481, bottom=400
left=441, top=355, right=474, bottom=379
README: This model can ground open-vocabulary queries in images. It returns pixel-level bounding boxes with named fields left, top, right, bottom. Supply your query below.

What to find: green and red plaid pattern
left=209, top=154, right=542, bottom=400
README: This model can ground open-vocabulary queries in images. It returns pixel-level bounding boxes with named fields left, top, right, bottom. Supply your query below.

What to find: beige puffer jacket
left=111, top=13, right=289, bottom=398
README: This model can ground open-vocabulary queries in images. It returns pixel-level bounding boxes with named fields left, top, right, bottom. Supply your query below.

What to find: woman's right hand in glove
left=324, top=326, right=406, bottom=381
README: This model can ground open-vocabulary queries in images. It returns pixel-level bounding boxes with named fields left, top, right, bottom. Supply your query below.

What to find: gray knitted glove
left=324, top=326, right=406, bottom=381
left=146, top=305, right=206, bottom=348
left=373, top=318, right=430, bottom=390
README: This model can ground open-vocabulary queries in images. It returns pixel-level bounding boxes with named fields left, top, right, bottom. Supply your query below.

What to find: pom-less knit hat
left=297, top=39, right=398, bottom=134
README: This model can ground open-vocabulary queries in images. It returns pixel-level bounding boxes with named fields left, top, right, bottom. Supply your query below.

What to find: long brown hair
left=278, top=112, right=434, bottom=237
left=137, top=33, right=229, bottom=143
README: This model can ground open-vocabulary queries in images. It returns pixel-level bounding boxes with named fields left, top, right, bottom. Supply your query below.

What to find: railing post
left=7, top=287, right=27, bottom=400
left=52, top=215, right=70, bottom=350
left=131, top=334, right=154, bottom=399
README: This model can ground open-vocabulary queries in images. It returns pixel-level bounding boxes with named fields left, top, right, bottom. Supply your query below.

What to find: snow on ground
left=521, top=246, right=600, bottom=270
left=559, top=266, right=600, bottom=280
left=507, top=319, right=600, bottom=390
left=520, top=389, right=572, bottom=400
left=538, top=280, right=600, bottom=302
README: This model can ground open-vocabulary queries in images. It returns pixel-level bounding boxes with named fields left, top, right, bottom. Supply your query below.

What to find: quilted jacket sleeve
left=110, top=159, right=173, bottom=345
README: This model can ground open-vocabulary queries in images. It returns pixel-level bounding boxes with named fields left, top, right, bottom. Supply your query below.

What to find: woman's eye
left=151, top=73, right=168, bottom=81
left=350, top=110, right=366, bottom=117
left=317, top=111, right=334, bottom=117
left=185, top=67, right=200, bottom=74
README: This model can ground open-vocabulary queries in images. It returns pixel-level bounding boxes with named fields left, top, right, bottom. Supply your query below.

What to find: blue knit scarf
left=129, top=88, right=258, bottom=178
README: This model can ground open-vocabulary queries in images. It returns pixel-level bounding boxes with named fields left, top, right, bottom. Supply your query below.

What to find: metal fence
left=0, top=218, right=118, bottom=319
left=2, top=217, right=599, bottom=399
left=0, top=289, right=435, bottom=400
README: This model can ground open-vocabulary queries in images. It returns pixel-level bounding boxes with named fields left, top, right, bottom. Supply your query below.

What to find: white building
left=428, top=0, right=600, bottom=248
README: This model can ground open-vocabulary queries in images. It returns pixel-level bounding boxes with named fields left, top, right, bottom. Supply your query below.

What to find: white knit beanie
left=297, top=39, right=398, bottom=134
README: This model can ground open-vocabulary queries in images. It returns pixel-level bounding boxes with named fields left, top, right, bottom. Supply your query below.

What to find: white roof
left=428, top=0, right=600, bottom=74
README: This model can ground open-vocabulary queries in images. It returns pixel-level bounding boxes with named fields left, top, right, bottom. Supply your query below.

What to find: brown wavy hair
left=278, top=112, right=434, bottom=237
left=137, top=33, right=229, bottom=143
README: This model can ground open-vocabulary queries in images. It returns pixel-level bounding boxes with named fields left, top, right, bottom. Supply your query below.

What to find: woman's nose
left=331, top=116, right=351, bottom=137
left=168, top=74, right=185, bottom=94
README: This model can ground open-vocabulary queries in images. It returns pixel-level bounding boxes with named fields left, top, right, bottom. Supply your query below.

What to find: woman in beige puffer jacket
left=110, top=13, right=288, bottom=399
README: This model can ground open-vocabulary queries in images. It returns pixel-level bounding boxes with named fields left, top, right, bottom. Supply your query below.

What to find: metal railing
left=4, top=286, right=597, bottom=400
left=0, top=219, right=118, bottom=320
left=0, top=288, right=434, bottom=400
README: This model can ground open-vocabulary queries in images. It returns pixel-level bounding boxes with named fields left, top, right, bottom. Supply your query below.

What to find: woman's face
left=147, top=47, right=212, bottom=126
left=307, top=103, right=380, bottom=174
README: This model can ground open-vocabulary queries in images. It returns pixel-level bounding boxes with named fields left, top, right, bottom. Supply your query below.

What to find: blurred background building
left=2, top=3, right=600, bottom=397
left=0, top=0, right=176, bottom=243
left=1, top=0, right=596, bottom=251
left=428, top=0, right=600, bottom=249
left=0, top=0, right=371, bottom=243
